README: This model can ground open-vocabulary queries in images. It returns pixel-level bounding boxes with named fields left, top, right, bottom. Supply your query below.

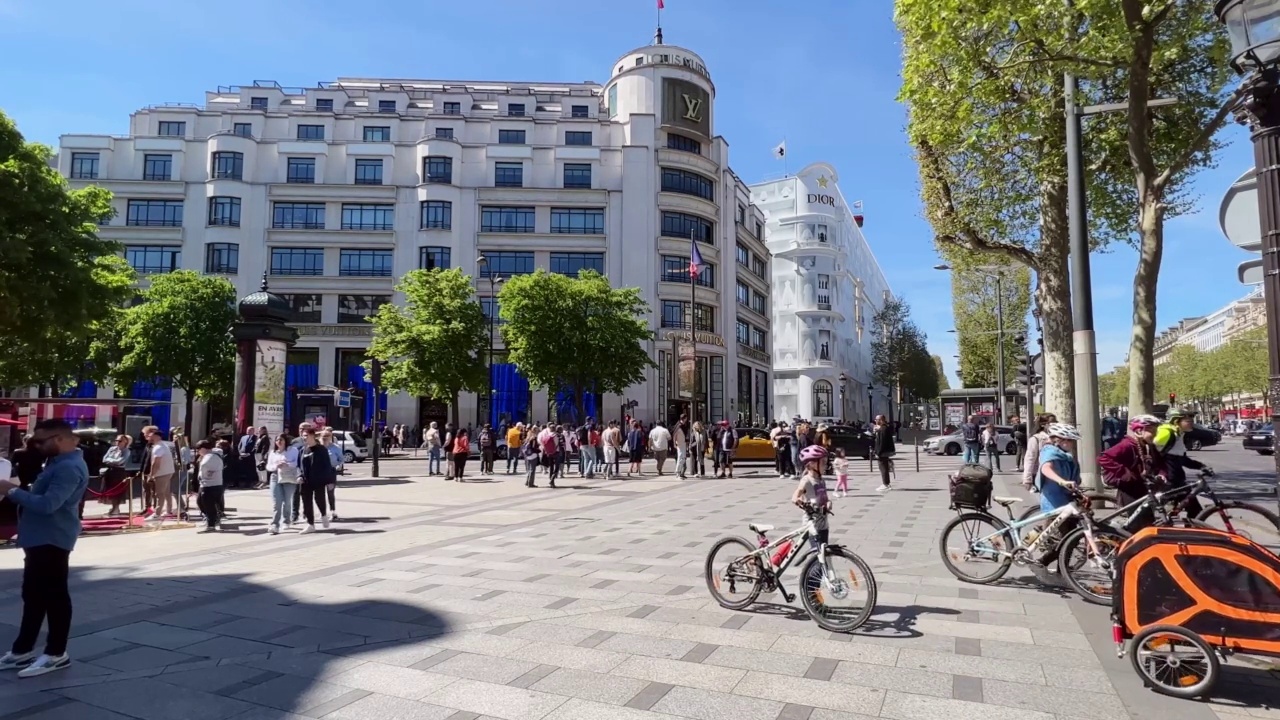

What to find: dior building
left=55, top=38, right=773, bottom=433
left=750, top=163, right=893, bottom=424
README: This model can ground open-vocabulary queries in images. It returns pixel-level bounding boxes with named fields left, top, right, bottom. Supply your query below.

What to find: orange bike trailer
left=1111, top=526, right=1280, bottom=655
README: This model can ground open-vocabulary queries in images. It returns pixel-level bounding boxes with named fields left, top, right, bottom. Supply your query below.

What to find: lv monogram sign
left=682, top=94, right=703, bottom=122
left=663, top=78, right=710, bottom=136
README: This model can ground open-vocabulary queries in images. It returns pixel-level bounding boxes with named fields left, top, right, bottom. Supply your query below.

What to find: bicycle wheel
left=1129, top=624, right=1220, bottom=699
left=1057, top=524, right=1128, bottom=605
left=799, top=547, right=877, bottom=633
left=939, top=512, right=1013, bottom=584
left=1196, top=501, right=1280, bottom=554
left=704, top=537, right=764, bottom=610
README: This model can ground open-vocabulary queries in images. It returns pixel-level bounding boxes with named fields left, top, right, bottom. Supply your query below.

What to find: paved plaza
left=1, top=446, right=1278, bottom=720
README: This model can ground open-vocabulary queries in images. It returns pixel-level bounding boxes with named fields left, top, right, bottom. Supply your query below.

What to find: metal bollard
left=915, top=442, right=920, bottom=473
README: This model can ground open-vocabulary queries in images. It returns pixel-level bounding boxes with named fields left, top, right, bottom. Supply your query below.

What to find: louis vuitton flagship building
left=56, top=38, right=773, bottom=432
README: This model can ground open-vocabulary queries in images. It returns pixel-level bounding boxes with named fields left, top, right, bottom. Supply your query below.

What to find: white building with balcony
left=56, top=39, right=772, bottom=433
left=750, top=163, right=892, bottom=424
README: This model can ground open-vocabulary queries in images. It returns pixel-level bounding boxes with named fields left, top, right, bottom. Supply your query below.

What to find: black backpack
left=961, top=423, right=979, bottom=443
left=577, top=425, right=589, bottom=445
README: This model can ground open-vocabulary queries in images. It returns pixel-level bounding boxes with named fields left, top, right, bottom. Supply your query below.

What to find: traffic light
left=1015, top=355, right=1034, bottom=389
left=370, top=358, right=383, bottom=387
left=1169, top=392, right=1177, bottom=404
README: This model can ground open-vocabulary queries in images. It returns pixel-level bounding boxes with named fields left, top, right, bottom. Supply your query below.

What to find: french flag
left=689, top=239, right=705, bottom=278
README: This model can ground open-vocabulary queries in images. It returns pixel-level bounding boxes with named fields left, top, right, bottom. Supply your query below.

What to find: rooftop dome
left=237, top=274, right=294, bottom=324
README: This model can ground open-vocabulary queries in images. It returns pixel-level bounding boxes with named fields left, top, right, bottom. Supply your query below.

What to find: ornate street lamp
left=1215, top=0, right=1280, bottom=481
left=838, top=374, right=848, bottom=425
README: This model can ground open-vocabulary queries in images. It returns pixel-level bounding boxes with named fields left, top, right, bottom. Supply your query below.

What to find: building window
left=282, top=293, right=322, bottom=322
left=751, top=255, right=766, bottom=279
left=70, top=152, right=99, bottom=179
left=498, top=129, right=526, bottom=144
left=550, top=208, right=604, bottom=234
left=494, top=162, right=523, bottom=187
left=751, top=291, right=766, bottom=316
left=233, top=123, right=253, bottom=138
left=211, top=151, right=244, bottom=180
left=751, top=326, right=766, bottom=351
left=810, top=223, right=829, bottom=242
left=480, top=298, right=503, bottom=324
left=286, top=157, right=316, bottom=184
left=813, top=380, right=834, bottom=417
left=204, top=243, right=239, bottom=274
left=755, top=369, right=768, bottom=422
left=738, top=364, right=753, bottom=423
left=661, top=211, right=714, bottom=244
left=207, top=197, right=241, bottom=227
left=339, top=249, right=393, bottom=277
left=507, top=103, right=525, bottom=117
left=271, top=248, right=324, bottom=276
left=736, top=244, right=750, bottom=266
left=480, top=206, right=535, bottom=233
left=667, top=133, right=701, bottom=155
left=817, top=274, right=831, bottom=307
left=354, top=158, right=383, bottom=185
left=419, top=246, right=451, bottom=270
left=736, top=281, right=750, bottom=307
left=126, top=199, right=183, bottom=227
left=296, top=124, right=325, bottom=140
left=378, top=100, right=396, bottom=113
left=737, top=204, right=746, bottom=225
left=142, top=154, right=172, bottom=181
left=659, top=301, right=714, bottom=331
left=571, top=104, right=589, bottom=118
left=550, top=252, right=604, bottom=276
left=661, top=256, right=714, bottom=287
left=565, top=131, right=592, bottom=146
left=363, top=126, right=391, bottom=142
left=755, top=221, right=763, bottom=239
left=434, top=127, right=454, bottom=139
left=424, top=156, right=452, bottom=184
left=250, top=96, right=268, bottom=110
left=124, top=245, right=180, bottom=274
left=273, top=202, right=325, bottom=229
left=341, top=204, right=394, bottom=230
left=563, top=163, right=592, bottom=189
left=157, top=121, right=185, bottom=137
left=442, top=101, right=461, bottom=115
left=420, top=200, right=452, bottom=229
left=736, top=320, right=750, bottom=346
left=661, top=168, right=715, bottom=202
left=478, top=251, right=533, bottom=278
left=694, top=303, right=715, bottom=332
left=608, top=85, right=617, bottom=118
left=315, top=98, right=333, bottom=112
left=338, top=295, right=390, bottom=324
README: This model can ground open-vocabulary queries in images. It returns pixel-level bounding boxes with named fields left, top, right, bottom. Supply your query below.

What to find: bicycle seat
left=991, top=496, right=1021, bottom=508
left=749, top=523, right=774, bottom=534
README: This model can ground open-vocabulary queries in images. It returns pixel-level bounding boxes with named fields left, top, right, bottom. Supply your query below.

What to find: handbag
left=276, top=464, right=300, bottom=484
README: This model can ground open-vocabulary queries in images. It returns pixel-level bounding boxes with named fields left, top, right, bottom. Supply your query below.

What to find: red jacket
left=1098, top=435, right=1167, bottom=497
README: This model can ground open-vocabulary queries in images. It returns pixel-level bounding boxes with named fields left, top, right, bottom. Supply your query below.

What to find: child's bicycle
left=703, top=503, right=878, bottom=632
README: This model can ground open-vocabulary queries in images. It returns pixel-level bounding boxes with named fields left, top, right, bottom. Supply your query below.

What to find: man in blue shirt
left=0, top=419, right=89, bottom=678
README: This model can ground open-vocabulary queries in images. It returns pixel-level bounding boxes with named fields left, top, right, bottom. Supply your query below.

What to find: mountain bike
left=940, top=489, right=1126, bottom=605
left=704, top=503, right=877, bottom=632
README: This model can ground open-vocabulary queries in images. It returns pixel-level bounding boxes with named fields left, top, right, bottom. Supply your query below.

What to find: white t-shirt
left=649, top=426, right=671, bottom=451
left=0, top=456, right=12, bottom=482
left=198, top=452, right=224, bottom=487
left=149, top=442, right=175, bottom=476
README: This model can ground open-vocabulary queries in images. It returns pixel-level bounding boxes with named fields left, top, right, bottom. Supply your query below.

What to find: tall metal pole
left=1066, top=73, right=1102, bottom=489
left=487, top=276, right=496, bottom=428
left=994, top=273, right=1006, bottom=424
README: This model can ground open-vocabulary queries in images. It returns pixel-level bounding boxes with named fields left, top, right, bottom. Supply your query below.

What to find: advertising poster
left=944, top=403, right=965, bottom=427
left=677, top=338, right=697, bottom=399
left=253, top=339, right=287, bottom=435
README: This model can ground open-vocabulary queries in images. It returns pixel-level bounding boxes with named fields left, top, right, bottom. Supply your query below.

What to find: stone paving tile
left=507, top=639, right=629, bottom=672
left=528, top=668, right=651, bottom=705
left=977, top=640, right=1103, bottom=669
left=768, top=634, right=900, bottom=666
left=324, top=639, right=448, bottom=668
left=92, top=621, right=219, bottom=651
left=90, top=645, right=203, bottom=672
left=321, top=692, right=460, bottom=720
left=230, top=673, right=355, bottom=713
left=595, top=631, right=698, bottom=659
left=240, top=650, right=368, bottom=681
left=878, top=690, right=1055, bottom=720
left=650, top=685, right=784, bottom=720
left=151, top=664, right=268, bottom=693
left=57, top=676, right=257, bottom=720
left=895, top=648, right=1047, bottom=684
left=421, top=632, right=533, bottom=657
left=327, top=662, right=459, bottom=700
left=422, top=678, right=570, bottom=720
left=662, top=622, right=780, bottom=650
left=540, top=697, right=673, bottom=720
left=828, top=658, right=954, bottom=698
left=19, top=701, right=138, bottom=720
left=428, top=651, right=541, bottom=684
left=730, top=670, right=886, bottom=716
left=981, top=679, right=1130, bottom=720
left=611, top=654, right=747, bottom=692
left=701, top=644, right=815, bottom=677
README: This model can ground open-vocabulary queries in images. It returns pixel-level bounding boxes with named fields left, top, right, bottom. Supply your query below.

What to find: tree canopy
left=951, top=266, right=1030, bottom=389
left=499, top=270, right=654, bottom=418
left=366, top=268, right=488, bottom=426
left=870, top=297, right=939, bottom=401
left=112, top=271, right=237, bottom=434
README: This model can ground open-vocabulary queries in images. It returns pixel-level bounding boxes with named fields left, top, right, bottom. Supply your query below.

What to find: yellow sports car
left=728, top=427, right=775, bottom=462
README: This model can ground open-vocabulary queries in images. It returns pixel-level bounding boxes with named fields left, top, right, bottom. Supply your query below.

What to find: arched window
left=813, top=380, right=834, bottom=418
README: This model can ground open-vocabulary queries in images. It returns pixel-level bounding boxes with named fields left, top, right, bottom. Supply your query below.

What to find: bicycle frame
left=1096, top=475, right=1221, bottom=530
left=967, top=501, right=1102, bottom=562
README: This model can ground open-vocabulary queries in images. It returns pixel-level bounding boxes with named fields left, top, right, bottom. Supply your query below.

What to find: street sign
left=1220, top=168, right=1262, bottom=252
left=1239, top=258, right=1264, bottom=285
left=336, top=390, right=351, bottom=408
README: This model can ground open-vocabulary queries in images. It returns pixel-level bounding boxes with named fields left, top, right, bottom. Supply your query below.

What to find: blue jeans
left=507, top=450, right=520, bottom=474
left=581, top=446, right=597, bottom=477
left=962, top=443, right=981, bottom=464
left=271, top=478, right=297, bottom=528
left=428, top=447, right=441, bottom=474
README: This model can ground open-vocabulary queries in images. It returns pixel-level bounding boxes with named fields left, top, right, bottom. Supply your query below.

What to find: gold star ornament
left=817, top=176, right=829, bottom=188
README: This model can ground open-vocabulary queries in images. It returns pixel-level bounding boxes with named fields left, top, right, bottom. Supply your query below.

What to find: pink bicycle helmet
left=799, top=445, right=828, bottom=463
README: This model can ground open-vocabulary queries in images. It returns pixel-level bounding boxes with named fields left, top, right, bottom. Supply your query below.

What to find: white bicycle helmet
left=1129, top=414, right=1161, bottom=431
left=1046, top=422, right=1081, bottom=441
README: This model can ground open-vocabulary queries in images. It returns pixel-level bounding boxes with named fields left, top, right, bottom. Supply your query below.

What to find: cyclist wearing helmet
left=1098, top=415, right=1168, bottom=530
left=1036, top=423, right=1082, bottom=515
left=1153, top=408, right=1209, bottom=517
left=790, top=444, right=831, bottom=549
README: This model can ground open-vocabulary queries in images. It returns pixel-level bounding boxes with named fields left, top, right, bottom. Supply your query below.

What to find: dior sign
left=807, top=194, right=837, bottom=207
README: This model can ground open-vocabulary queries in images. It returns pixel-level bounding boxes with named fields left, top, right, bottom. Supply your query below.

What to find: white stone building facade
left=750, top=163, right=892, bottom=424
left=56, top=41, right=773, bottom=433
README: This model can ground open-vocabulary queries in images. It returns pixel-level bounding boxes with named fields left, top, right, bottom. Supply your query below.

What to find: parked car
left=1243, top=424, right=1274, bottom=455
left=291, top=431, right=369, bottom=463
left=1184, top=424, right=1221, bottom=451
left=923, top=426, right=1016, bottom=456
left=725, top=427, right=775, bottom=462
left=822, top=424, right=874, bottom=460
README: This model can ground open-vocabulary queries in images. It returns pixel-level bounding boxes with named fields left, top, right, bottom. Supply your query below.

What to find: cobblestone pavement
left=1, top=446, right=1277, bottom=720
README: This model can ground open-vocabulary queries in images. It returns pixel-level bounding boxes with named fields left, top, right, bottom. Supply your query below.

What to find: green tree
left=499, top=270, right=654, bottom=419
left=951, top=266, right=1031, bottom=389
left=871, top=297, right=938, bottom=403
left=366, top=268, right=487, bottom=427
left=112, top=271, right=237, bottom=435
left=931, top=354, right=951, bottom=392
left=1, top=111, right=125, bottom=383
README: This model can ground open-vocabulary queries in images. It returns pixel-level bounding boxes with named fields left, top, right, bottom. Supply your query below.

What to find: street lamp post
left=867, top=384, right=874, bottom=425
left=936, top=264, right=1006, bottom=423
left=1215, top=0, right=1280, bottom=487
left=839, top=374, right=848, bottom=424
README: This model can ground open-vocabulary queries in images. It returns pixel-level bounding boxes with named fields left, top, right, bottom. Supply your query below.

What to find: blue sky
left=0, top=0, right=1258, bottom=383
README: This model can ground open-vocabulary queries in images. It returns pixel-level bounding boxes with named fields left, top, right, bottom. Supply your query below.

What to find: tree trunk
left=574, top=381, right=586, bottom=425
left=450, top=389, right=460, bottom=429
left=1036, top=182, right=1076, bottom=423
left=183, top=387, right=195, bottom=438
left=1127, top=194, right=1164, bottom=414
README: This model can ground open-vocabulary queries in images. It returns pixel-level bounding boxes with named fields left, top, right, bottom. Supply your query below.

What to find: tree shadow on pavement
left=0, top=567, right=462, bottom=719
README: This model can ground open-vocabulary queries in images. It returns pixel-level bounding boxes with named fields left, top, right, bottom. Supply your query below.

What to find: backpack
left=577, top=425, right=589, bottom=445
left=479, top=430, right=493, bottom=448
left=949, top=464, right=994, bottom=509
left=961, top=423, right=979, bottom=443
